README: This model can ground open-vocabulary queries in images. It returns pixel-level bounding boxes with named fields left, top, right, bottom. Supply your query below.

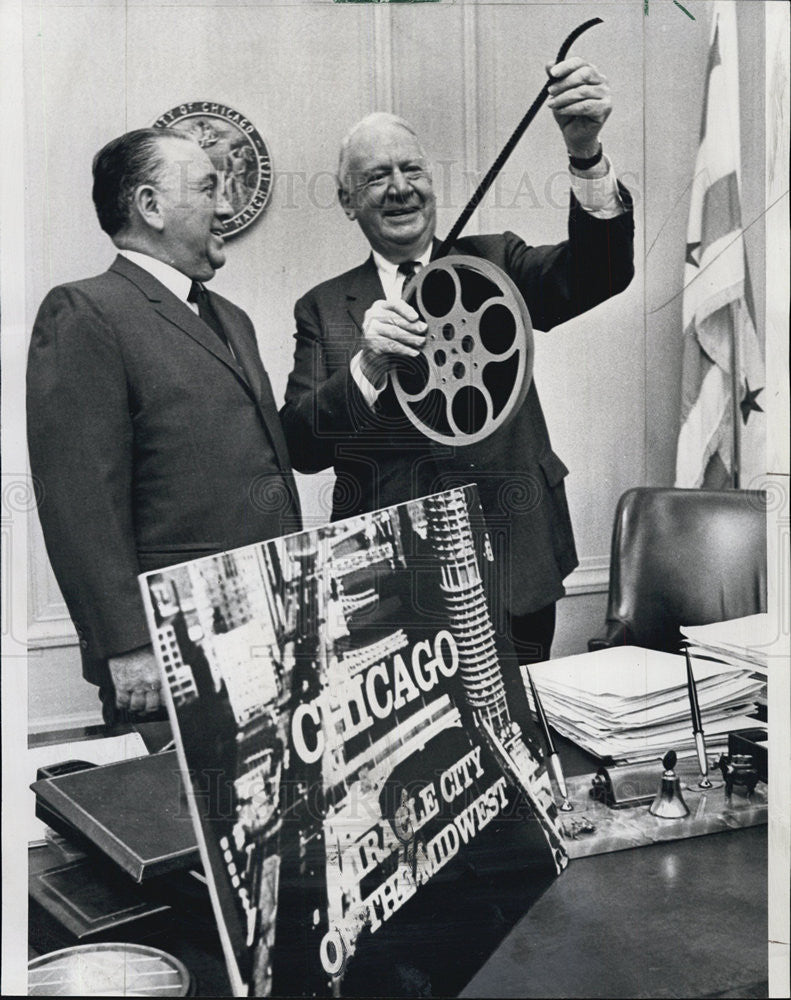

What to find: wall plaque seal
left=154, top=102, right=273, bottom=236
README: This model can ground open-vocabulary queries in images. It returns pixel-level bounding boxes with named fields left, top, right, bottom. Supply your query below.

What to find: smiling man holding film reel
left=281, top=49, right=634, bottom=733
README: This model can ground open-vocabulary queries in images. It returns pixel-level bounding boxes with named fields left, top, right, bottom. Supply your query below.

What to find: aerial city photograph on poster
left=141, top=485, right=568, bottom=997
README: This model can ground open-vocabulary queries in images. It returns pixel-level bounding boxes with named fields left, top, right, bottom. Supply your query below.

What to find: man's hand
left=546, top=56, right=612, bottom=159
left=108, top=645, right=162, bottom=713
left=359, top=299, right=427, bottom=388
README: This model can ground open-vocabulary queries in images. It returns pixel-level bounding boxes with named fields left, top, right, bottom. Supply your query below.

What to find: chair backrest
left=598, top=487, right=767, bottom=653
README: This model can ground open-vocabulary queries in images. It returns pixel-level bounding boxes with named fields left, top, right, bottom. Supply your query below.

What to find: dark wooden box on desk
left=31, top=751, right=199, bottom=881
left=28, top=748, right=207, bottom=961
left=28, top=842, right=172, bottom=952
left=27, top=724, right=231, bottom=994
left=29, top=840, right=233, bottom=996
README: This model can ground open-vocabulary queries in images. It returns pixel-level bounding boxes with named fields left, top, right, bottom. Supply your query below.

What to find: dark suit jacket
left=28, top=255, right=302, bottom=685
left=281, top=190, right=634, bottom=616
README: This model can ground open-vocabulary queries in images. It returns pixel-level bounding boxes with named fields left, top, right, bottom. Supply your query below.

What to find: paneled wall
left=19, top=0, right=766, bottom=730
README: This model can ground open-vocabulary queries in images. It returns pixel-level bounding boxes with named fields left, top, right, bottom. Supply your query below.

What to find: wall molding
left=27, top=506, right=73, bottom=640
left=28, top=617, right=77, bottom=648
left=460, top=1, right=480, bottom=235
left=29, top=707, right=103, bottom=736
left=563, top=556, right=610, bottom=597
left=27, top=552, right=612, bottom=654
left=373, top=3, right=393, bottom=112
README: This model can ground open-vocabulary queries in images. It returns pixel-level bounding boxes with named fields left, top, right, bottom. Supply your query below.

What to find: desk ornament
left=590, top=760, right=660, bottom=810
left=649, top=750, right=690, bottom=819
left=727, top=728, right=767, bottom=784
left=717, top=753, right=761, bottom=798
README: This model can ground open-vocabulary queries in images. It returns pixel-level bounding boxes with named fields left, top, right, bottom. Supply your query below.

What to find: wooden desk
left=461, top=826, right=767, bottom=999
left=28, top=725, right=768, bottom=998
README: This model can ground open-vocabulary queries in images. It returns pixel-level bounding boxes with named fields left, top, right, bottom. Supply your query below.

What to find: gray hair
left=336, top=112, right=426, bottom=191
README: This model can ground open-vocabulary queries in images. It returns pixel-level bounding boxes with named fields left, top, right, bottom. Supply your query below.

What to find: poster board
left=140, top=485, right=567, bottom=996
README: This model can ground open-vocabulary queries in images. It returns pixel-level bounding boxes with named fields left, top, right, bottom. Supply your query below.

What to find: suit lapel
left=110, top=256, right=295, bottom=488
left=346, top=256, right=385, bottom=335
left=210, top=294, right=294, bottom=476
left=429, top=236, right=455, bottom=261
left=110, top=256, right=249, bottom=387
left=211, top=294, right=261, bottom=398
left=159, top=296, right=255, bottom=391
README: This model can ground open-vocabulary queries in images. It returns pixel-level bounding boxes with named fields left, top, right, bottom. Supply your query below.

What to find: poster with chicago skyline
left=140, top=485, right=567, bottom=997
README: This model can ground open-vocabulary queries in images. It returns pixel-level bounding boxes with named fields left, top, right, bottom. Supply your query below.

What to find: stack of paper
left=681, top=614, right=770, bottom=675
left=527, top=646, right=764, bottom=763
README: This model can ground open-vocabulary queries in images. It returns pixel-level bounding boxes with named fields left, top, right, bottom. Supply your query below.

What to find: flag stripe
left=679, top=323, right=715, bottom=421
left=701, top=171, right=741, bottom=253
left=702, top=450, right=731, bottom=489
left=741, top=242, right=757, bottom=331
left=696, top=303, right=737, bottom=374
left=699, top=23, right=722, bottom=142
left=676, top=361, right=730, bottom=487
left=683, top=232, right=745, bottom=328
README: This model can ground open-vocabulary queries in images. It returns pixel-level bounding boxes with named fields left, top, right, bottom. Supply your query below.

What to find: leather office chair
left=589, top=487, right=767, bottom=653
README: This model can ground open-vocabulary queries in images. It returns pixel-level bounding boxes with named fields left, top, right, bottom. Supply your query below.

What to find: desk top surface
left=462, top=824, right=767, bottom=999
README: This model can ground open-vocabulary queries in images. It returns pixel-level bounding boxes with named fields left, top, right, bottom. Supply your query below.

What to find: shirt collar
left=372, top=245, right=433, bottom=281
left=119, top=249, right=194, bottom=303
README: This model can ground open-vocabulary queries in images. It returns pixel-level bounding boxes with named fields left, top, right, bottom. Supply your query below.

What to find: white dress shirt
left=349, top=246, right=433, bottom=406
left=120, top=249, right=198, bottom=313
left=121, top=249, right=239, bottom=361
left=568, top=155, right=624, bottom=219
left=371, top=245, right=434, bottom=301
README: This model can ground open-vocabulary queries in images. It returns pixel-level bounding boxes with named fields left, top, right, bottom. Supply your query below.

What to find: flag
left=675, top=1, right=766, bottom=490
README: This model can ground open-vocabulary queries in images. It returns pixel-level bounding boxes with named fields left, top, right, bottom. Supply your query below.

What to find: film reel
left=392, top=255, right=534, bottom=446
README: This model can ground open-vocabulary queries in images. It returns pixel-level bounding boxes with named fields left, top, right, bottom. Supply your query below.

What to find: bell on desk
left=649, top=750, right=690, bottom=819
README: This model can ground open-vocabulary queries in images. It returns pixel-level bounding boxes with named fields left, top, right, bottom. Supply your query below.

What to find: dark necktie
left=397, top=260, right=421, bottom=298
left=188, top=281, right=230, bottom=351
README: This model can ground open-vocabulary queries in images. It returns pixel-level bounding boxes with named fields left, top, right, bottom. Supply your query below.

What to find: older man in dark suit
left=281, top=56, right=634, bottom=728
left=28, top=128, right=301, bottom=723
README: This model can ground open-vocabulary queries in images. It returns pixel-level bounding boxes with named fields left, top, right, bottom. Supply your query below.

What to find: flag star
left=740, top=380, right=764, bottom=424
left=685, top=242, right=701, bottom=267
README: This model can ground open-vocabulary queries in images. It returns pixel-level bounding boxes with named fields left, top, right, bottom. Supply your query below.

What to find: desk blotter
left=559, top=758, right=767, bottom=859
